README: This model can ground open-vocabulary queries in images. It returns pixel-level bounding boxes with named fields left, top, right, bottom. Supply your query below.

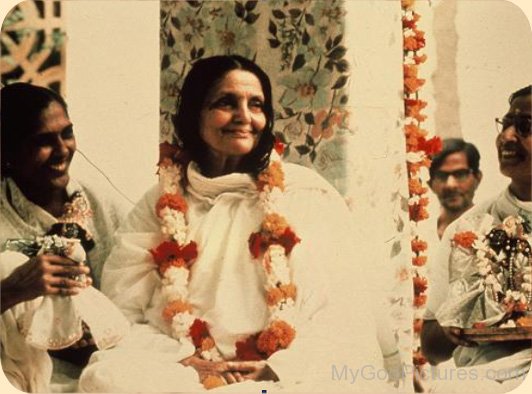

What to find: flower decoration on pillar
left=401, top=0, right=442, bottom=381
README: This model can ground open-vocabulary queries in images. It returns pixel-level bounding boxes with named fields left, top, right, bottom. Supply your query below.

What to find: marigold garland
left=150, top=146, right=300, bottom=389
left=402, top=0, right=442, bottom=382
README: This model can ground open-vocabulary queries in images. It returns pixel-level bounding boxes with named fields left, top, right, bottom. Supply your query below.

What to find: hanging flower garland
left=150, top=144, right=300, bottom=389
left=401, top=0, right=442, bottom=380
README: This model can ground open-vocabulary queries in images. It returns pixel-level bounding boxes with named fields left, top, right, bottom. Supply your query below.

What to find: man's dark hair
left=173, top=55, right=274, bottom=177
left=1, top=83, right=69, bottom=176
left=429, top=138, right=481, bottom=180
left=508, top=85, right=531, bottom=104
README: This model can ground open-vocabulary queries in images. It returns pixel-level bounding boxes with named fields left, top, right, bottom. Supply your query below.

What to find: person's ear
left=474, top=171, right=483, bottom=188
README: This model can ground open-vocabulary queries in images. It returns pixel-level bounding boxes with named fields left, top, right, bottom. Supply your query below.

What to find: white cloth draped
left=0, top=177, right=129, bottom=392
left=79, top=162, right=385, bottom=392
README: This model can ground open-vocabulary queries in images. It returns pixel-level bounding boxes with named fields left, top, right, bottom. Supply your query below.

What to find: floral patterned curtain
left=160, top=0, right=350, bottom=193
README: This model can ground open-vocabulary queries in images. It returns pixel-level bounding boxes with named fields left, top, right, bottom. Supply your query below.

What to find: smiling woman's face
left=10, top=101, right=76, bottom=195
left=199, top=69, right=267, bottom=163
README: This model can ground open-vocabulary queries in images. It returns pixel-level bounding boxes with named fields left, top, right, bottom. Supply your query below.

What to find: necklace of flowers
left=150, top=149, right=300, bottom=388
left=452, top=215, right=532, bottom=327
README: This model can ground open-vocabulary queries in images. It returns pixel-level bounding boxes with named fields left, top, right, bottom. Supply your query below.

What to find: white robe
left=79, top=162, right=385, bottom=392
left=0, top=178, right=129, bottom=392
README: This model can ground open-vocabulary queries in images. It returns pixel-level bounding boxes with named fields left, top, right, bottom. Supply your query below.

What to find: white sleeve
left=100, top=185, right=162, bottom=323
left=424, top=222, right=455, bottom=320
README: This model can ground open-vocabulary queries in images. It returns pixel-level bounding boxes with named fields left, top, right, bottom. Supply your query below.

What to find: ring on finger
left=59, top=288, right=68, bottom=296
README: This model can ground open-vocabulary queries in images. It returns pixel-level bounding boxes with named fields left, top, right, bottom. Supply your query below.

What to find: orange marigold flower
left=262, top=213, right=289, bottom=237
left=156, top=193, right=188, bottom=217
left=414, top=294, right=427, bottom=307
left=411, top=238, right=428, bottom=253
left=413, top=318, right=423, bottom=334
left=414, top=54, right=427, bottom=64
left=158, top=258, right=187, bottom=275
left=409, top=201, right=429, bottom=222
left=257, top=161, right=285, bottom=192
left=202, top=375, right=226, bottom=390
left=405, top=99, right=427, bottom=122
left=408, top=178, right=427, bottom=196
left=401, top=0, right=415, bottom=10
left=452, top=231, right=477, bottom=249
left=404, top=64, right=418, bottom=78
left=405, top=76, right=426, bottom=95
left=412, top=255, right=427, bottom=267
left=266, top=284, right=297, bottom=306
left=162, top=300, right=192, bottom=321
left=201, top=336, right=216, bottom=351
left=257, top=320, right=296, bottom=357
left=413, top=275, right=428, bottom=295
left=404, top=36, right=421, bottom=51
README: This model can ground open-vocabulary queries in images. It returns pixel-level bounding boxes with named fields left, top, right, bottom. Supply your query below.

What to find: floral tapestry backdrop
left=160, top=0, right=350, bottom=193
left=1, top=0, right=66, bottom=93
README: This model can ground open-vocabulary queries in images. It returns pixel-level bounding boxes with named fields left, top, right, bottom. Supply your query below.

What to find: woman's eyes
left=33, top=127, right=75, bottom=147
left=211, top=96, right=264, bottom=111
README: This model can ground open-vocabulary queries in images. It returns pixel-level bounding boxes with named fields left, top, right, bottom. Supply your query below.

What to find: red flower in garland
left=413, top=276, right=428, bottom=296
left=402, top=12, right=420, bottom=29
left=419, top=136, right=442, bottom=156
left=274, top=139, right=286, bottom=156
left=414, top=294, right=427, bottom=307
left=248, top=228, right=301, bottom=259
left=189, top=319, right=210, bottom=348
left=409, top=197, right=430, bottom=222
left=411, top=238, right=428, bottom=253
left=452, top=231, right=478, bottom=249
left=150, top=241, right=198, bottom=265
left=412, top=255, right=427, bottom=267
left=235, top=334, right=264, bottom=361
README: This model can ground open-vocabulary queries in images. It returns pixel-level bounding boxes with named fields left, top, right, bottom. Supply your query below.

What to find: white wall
left=64, top=0, right=160, bottom=205
left=430, top=0, right=532, bottom=203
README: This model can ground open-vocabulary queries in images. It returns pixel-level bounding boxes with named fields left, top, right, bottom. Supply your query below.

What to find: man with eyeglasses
left=421, top=85, right=531, bottom=392
left=428, top=138, right=483, bottom=239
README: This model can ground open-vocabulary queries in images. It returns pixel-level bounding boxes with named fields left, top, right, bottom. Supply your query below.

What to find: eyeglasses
left=432, top=169, right=474, bottom=183
left=495, top=116, right=531, bottom=138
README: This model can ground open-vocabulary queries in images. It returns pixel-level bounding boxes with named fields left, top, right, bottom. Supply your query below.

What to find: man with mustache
left=428, top=138, right=483, bottom=240
left=421, top=85, right=532, bottom=392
